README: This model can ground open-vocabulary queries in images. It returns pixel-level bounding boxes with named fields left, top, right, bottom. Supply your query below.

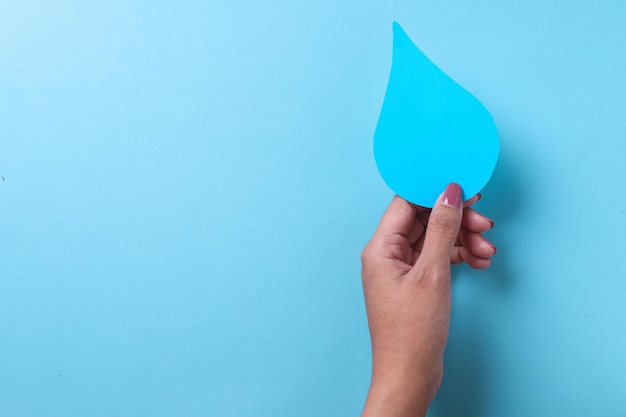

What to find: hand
left=361, top=183, right=495, bottom=417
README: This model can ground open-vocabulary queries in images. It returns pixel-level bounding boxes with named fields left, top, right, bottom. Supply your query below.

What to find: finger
left=463, top=193, right=481, bottom=208
left=458, top=230, right=497, bottom=259
left=461, top=207, right=494, bottom=233
left=406, top=214, right=427, bottom=245
left=372, top=195, right=417, bottom=240
left=417, top=183, right=464, bottom=267
left=451, top=246, right=492, bottom=269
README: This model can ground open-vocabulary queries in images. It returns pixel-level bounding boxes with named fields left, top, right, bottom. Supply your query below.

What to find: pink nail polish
left=441, top=183, right=463, bottom=209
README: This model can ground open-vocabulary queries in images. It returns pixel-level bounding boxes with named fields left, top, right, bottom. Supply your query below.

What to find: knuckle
left=413, top=266, right=451, bottom=292
left=360, top=242, right=374, bottom=265
left=360, top=242, right=380, bottom=276
left=361, top=239, right=391, bottom=284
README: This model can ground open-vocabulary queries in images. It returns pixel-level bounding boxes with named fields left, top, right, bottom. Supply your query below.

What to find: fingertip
left=462, top=208, right=495, bottom=233
left=452, top=246, right=493, bottom=269
left=470, top=257, right=492, bottom=270
left=458, top=230, right=494, bottom=258
left=440, top=183, right=463, bottom=210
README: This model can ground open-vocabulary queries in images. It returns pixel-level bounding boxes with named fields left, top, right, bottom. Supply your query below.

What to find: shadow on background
left=428, top=138, right=526, bottom=417
left=431, top=316, right=487, bottom=417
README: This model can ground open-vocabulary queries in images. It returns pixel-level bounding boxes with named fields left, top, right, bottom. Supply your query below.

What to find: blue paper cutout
left=374, top=22, right=500, bottom=208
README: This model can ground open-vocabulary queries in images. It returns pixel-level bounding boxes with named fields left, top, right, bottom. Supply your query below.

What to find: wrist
left=362, top=371, right=434, bottom=417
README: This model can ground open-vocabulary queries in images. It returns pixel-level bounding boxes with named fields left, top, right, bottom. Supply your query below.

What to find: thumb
left=418, top=183, right=464, bottom=266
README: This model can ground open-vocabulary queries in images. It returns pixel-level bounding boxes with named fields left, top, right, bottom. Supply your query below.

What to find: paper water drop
left=374, top=22, right=499, bottom=208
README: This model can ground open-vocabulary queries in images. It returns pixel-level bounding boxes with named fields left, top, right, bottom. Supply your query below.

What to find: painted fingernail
left=489, top=220, right=495, bottom=228
left=441, top=182, right=463, bottom=209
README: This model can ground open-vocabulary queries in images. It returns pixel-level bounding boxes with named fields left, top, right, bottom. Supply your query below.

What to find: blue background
left=1, top=1, right=625, bottom=416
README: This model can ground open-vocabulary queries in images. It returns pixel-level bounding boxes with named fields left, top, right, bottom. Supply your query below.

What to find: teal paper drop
left=374, top=22, right=500, bottom=208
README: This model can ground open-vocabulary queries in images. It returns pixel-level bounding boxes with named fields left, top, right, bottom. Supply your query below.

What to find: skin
left=361, top=187, right=495, bottom=417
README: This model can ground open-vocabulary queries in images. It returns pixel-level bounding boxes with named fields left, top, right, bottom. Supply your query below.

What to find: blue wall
left=1, top=1, right=625, bottom=416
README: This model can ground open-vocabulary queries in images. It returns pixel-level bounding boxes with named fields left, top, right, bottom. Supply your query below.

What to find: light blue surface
left=374, top=22, right=499, bottom=207
left=1, top=1, right=626, bottom=416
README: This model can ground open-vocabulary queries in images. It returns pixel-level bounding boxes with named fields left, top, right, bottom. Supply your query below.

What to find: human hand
left=360, top=183, right=495, bottom=417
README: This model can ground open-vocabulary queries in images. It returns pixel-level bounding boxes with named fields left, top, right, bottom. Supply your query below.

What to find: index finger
left=463, top=193, right=481, bottom=208
left=373, top=195, right=426, bottom=240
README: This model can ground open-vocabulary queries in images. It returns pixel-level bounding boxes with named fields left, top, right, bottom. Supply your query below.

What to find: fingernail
left=489, top=220, right=495, bottom=228
left=491, top=245, right=497, bottom=255
left=441, top=183, right=463, bottom=209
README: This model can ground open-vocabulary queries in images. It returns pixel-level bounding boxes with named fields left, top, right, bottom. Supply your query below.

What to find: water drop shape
left=374, top=22, right=500, bottom=208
